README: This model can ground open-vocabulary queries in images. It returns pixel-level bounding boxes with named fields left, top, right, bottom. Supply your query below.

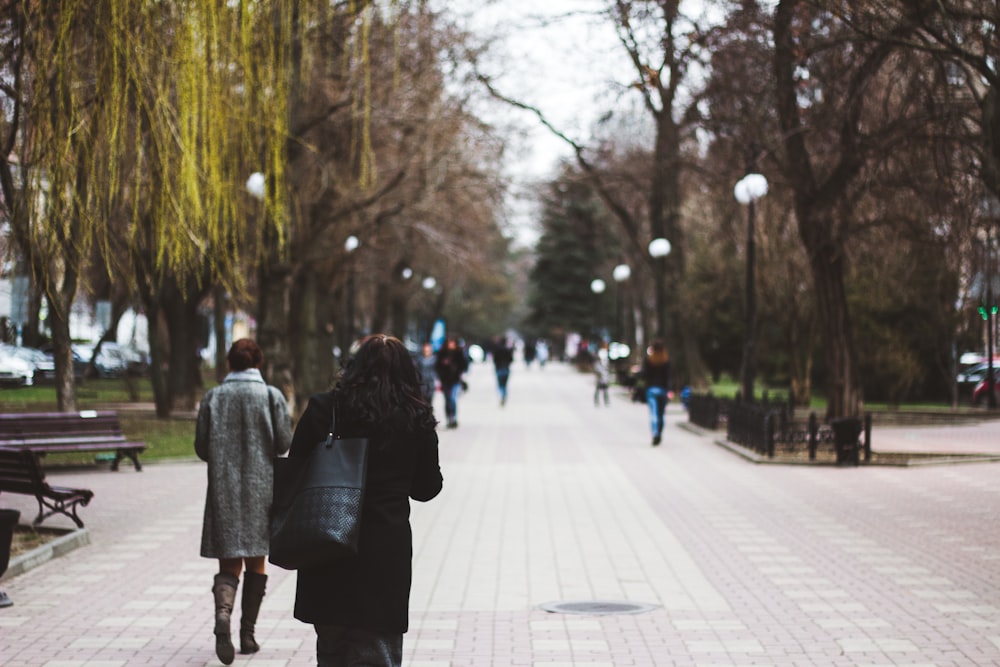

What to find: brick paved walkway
left=2, top=361, right=1000, bottom=666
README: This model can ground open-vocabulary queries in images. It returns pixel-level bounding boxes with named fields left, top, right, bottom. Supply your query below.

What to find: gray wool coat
left=195, top=369, right=292, bottom=559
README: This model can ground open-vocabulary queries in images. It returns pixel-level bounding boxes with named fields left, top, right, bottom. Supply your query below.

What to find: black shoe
left=0, top=591, right=12, bottom=608
left=652, top=435, right=661, bottom=446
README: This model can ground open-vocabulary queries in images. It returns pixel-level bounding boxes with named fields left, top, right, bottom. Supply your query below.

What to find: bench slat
left=0, top=411, right=145, bottom=471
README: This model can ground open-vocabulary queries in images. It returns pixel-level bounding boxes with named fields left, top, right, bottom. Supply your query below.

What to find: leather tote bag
left=269, top=406, right=369, bottom=570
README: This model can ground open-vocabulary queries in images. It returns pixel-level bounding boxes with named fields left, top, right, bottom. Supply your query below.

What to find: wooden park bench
left=0, top=447, right=94, bottom=527
left=0, top=411, right=145, bottom=471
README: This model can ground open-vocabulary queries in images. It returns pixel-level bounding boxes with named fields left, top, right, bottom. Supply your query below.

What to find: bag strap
left=329, top=401, right=338, bottom=438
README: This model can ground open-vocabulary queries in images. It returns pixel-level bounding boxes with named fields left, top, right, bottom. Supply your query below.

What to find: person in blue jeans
left=641, top=339, right=671, bottom=446
left=434, top=337, right=468, bottom=428
left=491, top=336, right=514, bottom=406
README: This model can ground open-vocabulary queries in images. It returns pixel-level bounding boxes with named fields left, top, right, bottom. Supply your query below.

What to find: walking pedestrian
left=195, top=338, right=292, bottom=664
left=641, top=339, right=671, bottom=446
left=417, top=342, right=437, bottom=413
left=491, top=336, right=514, bottom=406
left=523, top=337, right=537, bottom=368
left=593, top=342, right=611, bottom=406
left=289, top=334, right=443, bottom=667
left=535, top=339, right=550, bottom=369
left=435, top=337, right=468, bottom=428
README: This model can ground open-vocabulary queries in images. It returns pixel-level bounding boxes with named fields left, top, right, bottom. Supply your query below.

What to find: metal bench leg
left=113, top=449, right=142, bottom=472
left=111, top=449, right=142, bottom=472
left=33, top=497, right=85, bottom=529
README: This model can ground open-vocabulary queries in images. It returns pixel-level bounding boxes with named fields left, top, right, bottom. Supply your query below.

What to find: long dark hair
left=336, top=334, right=437, bottom=432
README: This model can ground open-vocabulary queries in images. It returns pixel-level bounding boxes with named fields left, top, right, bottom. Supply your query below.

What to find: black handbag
left=268, top=405, right=369, bottom=570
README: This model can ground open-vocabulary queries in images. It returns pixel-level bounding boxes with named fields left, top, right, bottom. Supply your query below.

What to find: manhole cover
left=538, top=600, right=658, bottom=616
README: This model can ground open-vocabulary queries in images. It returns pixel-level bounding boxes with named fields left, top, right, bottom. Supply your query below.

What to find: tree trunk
left=649, top=108, right=707, bottom=389
left=257, top=260, right=297, bottom=414
left=48, top=294, right=77, bottom=413
left=22, top=285, right=43, bottom=349
left=291, top=270, right=335, bottom=406
left=213, top=285, right=229, bottom=383
left=145, top=302, right=170, bottom=418
left=799, top=209, right=863, bottom=418
left=160, top=280, right=204, bottom=412
left=775, top=0, right=866, bottom=419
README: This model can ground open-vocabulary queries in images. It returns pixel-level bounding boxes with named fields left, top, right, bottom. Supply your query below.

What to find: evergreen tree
left=526, top=172, right=621, bottom=343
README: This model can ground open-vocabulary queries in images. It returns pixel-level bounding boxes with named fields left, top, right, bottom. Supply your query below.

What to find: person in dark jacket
left=434, top=337, right=468, bottom=428
left=491, top=336, right=514, bottom=406
left=641, top=339, right=671, bottom=446
left=196, top=338, right=292, bottom=664
left=289, top=334, right=443, bottom=667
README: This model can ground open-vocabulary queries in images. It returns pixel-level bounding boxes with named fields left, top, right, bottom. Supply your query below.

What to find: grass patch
left=0, top=377, right=198, bottom=463
left=9, top=524, right=72, bottom=557
left=0, top=377, right=157, bottom=410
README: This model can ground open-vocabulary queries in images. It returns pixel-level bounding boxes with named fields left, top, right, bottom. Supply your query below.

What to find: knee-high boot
left=212, top=573, right=239, bottom=665
left=239, top=571, right=267, bottom=654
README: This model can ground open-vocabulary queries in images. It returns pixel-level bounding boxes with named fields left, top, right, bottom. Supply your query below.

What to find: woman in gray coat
left=195, top=338, right=292, bottom=665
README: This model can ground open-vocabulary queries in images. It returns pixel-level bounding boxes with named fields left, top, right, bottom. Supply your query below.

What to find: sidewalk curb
left=3, top=527, right=90, bottom=581
left=679, top=420, right=1000, bottom=467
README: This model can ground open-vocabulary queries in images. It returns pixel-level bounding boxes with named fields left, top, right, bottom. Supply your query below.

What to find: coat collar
left=223, top=368, right=264, bottom=384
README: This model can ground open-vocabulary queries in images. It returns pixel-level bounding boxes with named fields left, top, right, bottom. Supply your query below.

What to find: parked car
left=0, top=347, right=35, bottom=387
left=957, top=361, right=998, bottom=386
left=3, top=345, right=56, bottom=383
left=972, top=378, right=999, bottom=407
left=72, top=342, right=149, bottom=378
left=37, top=344, right=90, bottom=382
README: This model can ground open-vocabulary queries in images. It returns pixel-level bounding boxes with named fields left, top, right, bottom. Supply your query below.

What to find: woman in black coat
left=289, top=334, right=443, bottom=667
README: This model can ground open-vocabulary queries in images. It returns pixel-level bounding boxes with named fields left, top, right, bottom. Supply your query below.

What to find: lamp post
left=648, top=238, right=671, bottom=343
left=734, top=172, right=769, bottom=403
left=590, top=278, right=606, bottom=344
left=343, top=235, right=359, bottom=354
left=421, top=276, right=437, bottom=343
left=612, top=263, right=631, bottom=345
left=981, top=226, right=997, bottom=408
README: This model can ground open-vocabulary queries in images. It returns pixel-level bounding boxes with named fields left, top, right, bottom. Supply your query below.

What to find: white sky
left=441, top=1, right=636, bottom=246
left=454, top=1, right=631, bottom=174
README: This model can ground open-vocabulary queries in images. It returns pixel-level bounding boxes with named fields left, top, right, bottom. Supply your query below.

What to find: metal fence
left=688, top=393, right=872, bottom=465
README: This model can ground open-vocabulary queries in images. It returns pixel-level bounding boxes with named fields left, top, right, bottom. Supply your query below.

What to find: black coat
left=434, top=347, right=468, bottom=387
left=289, top=391, right=442, bottom=633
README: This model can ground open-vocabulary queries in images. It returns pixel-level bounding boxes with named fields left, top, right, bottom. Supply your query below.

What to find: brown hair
left=227, top=338, right=264, bottom=371
left=647, top=339, right=669, bottom=365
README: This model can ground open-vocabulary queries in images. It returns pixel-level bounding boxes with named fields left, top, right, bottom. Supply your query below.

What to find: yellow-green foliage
left=24, top=0, right=294, bottom=291
left=19, top=0, right=389, bottom=295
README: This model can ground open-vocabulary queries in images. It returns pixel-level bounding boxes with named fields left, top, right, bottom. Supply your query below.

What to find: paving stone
left=2, top=362, right=1000, bottom=665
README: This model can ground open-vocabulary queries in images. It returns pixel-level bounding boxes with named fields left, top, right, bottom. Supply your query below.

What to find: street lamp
left=245, top=172, right=265, bottom=200
left=612, top=263, right=631, bottom=344
left=648, top=238, right=671, bottom=259
left=648, top=237, right=671, bottom=342
left=590, top=278, right=607, bottom=346
left=734, top=172, right=769, bottom=403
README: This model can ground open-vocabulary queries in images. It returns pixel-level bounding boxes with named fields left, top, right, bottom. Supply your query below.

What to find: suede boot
left=239, top=571, right=267, bottom=654
left=212, top=573, right=239, bottom=665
